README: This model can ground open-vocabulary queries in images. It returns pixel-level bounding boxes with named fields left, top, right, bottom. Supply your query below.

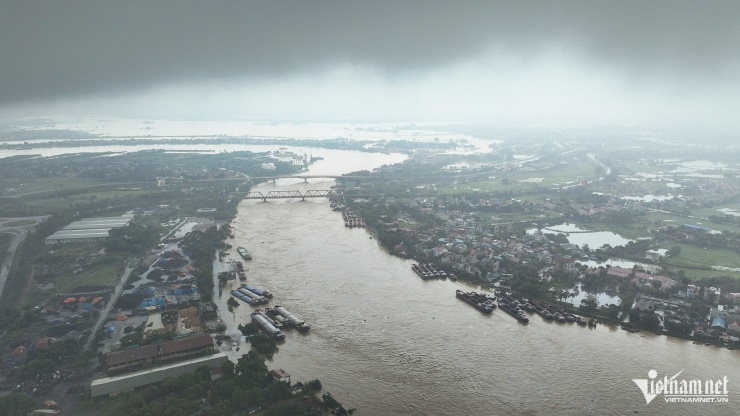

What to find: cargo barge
left=230, top=290, right=259, bottom=306
left=241, top=284, right=273, bottom=299
left=251, top=312, right=285, bottom=339
left=342, top=212, right=366, bottom=228
left=456, top=290, right=495, bottom=313
left=412, top=263, right=448, bottom=280
left=274, top=305, right=310, bottom=331
left=255, top=309, right=282, bottom=328
left=237, top=247, right=252, bottom=260
left=238, top=287, right=268, bottom=305
left=496, top=294, right=529, bottom=323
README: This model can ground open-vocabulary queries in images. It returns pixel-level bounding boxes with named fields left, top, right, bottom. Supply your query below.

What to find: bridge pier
left=304, top=178, right=308, bottom=183
left=272, top=179, right=276, bottom=184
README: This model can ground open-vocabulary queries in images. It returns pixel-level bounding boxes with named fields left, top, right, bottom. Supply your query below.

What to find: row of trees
left=179, top=225, right=231, bottom=302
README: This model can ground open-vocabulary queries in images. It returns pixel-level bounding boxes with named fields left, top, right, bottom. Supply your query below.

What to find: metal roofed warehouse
left=44, top=214, right=134, bottom=244
left=90, top=352, right=229, bottom=397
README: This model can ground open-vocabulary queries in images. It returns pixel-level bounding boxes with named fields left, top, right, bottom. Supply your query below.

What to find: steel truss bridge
left=237, top=189, right=373, bottom=201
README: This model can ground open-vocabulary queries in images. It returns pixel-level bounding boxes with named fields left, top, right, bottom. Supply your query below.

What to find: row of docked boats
left=495, top=292, right=530, bottom=323
left=456, top=290, right=496, bottom=313
left=341, top=211, right=365, bottom=228
left=412, top=263, right=448, bottom=280
left=530, top=299, right=587, bottom=325
left=230, top=284, right=271, bottom=305
left=250, top=305, right=311, bottom=339
left=455, top=289, right=590, bottom=325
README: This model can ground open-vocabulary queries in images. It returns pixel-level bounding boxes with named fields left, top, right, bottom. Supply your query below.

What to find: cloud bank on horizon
left=1, top=1, right=739, bottom=127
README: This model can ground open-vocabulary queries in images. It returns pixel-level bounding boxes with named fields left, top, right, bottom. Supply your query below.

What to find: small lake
left=580, top=258, right=660, bottom=273
left=567, top=283, right=622, bottom=307
left=528, top=223, right=633, bottom=249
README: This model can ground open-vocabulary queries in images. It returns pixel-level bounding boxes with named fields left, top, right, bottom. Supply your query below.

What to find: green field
left=671, top=268, right=740, bottom=280
left=664, top=243, right=740, bottom=270
left=22, top=189, right=157, bottom=215
left=644, top=212, right=740, bottom=233
left=0, top=177, right=103, bottom=197
left=42, top=243, right=127, bottom=294
left=485, top=211, right=559, bottom=225
left=436, top=158, right=600, bottom=195
left=692, top=203, right=740, bottom=219
left=53, top=259, right=126, bottom=293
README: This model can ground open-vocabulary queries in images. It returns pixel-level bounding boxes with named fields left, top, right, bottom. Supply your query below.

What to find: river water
left=217, top=150, right=739, bottom=416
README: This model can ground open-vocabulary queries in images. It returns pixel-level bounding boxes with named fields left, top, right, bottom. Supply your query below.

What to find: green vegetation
left=0, top=393, right=36, bottom=416
left=34, top=242, right=128, bottom=294
left=238, top=323, right=259, bottom=336
left=93, top=351, right=334, bottom=416
left=179, top=224, right=231, bottom=302
left=664, top=243, right=740, bottom=269
left=249, top=333, right=278, bottom=357
left=105, top=222, right=160, bottom=254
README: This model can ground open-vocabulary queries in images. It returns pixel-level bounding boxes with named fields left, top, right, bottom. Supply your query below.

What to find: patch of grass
left=439, top=159, right=600, bottom=195
left=50, top=255, right=126, bottom=293
left=644, top=212, right=740, bottom=233
left=674, top=268, right=740, bottom=280
left=0, top=177, right=102, bottom=197
left=486, top=211, right=557, bottom=224
left=664, top=243, right=740, bottom=269
left=47, top=242, right=105, bottom=257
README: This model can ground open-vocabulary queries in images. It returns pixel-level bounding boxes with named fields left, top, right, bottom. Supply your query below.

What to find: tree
left=667, top=245, right=682, bottom=257
left=579, top=296, right=598, bottom=314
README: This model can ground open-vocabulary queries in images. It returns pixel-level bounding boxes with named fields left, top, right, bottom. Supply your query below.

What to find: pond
left=528, top=223, right=633, bottom=249
left=566, top=283, right=622, bottom=307
left=580, top=258, right=660, bottom=273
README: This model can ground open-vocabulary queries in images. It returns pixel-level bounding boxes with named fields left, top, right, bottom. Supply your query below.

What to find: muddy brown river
left=214, top=150, right=738, bottom=416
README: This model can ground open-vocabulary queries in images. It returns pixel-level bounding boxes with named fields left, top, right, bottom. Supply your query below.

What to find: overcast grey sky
left=1, top=1, right=739, bottom=126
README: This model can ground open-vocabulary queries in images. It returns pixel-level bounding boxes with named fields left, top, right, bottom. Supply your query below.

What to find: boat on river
left=497, top=297, right=529, bottom=323
left=456, top=290, right=494, bottom=313
left=237, top=247, right=252, bottom=260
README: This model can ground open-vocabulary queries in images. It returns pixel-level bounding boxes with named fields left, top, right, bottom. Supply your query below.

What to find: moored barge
left=456, top=290, right=494, bottom=313
left=497, top=297, right=529, bottom=323
left=251, top=312, right=285, bottom=339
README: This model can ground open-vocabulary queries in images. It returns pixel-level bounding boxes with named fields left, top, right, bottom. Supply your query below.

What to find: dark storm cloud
left=1, top=0, right=738, bottom=107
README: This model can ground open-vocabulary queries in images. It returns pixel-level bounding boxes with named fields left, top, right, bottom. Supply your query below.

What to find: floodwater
left=216, top=152, right=738, bottom=416
left=581, top=258, right=660, bottom=273
left=528, top=223, right=633, bottom=249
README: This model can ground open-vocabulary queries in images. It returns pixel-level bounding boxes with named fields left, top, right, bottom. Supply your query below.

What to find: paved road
left=85, top=262, right=136, bottom=350
left=0, top=216, right=48, bottom=304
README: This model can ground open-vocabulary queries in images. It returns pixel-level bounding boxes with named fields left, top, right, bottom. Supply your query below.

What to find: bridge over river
left=236, top=189, right=375, bottom=201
